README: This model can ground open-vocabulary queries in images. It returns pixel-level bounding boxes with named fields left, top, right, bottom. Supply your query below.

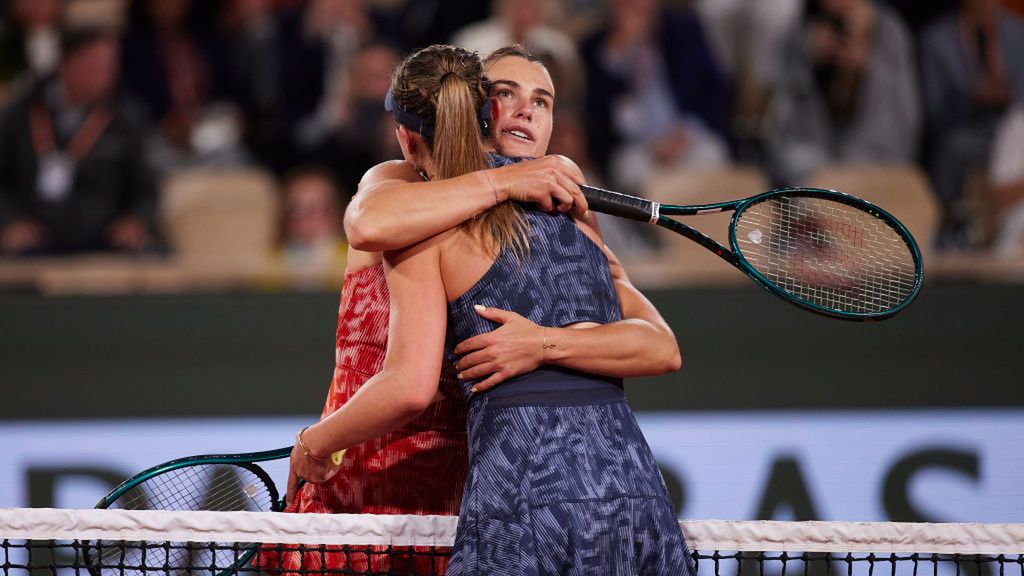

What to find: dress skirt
left=447, top=379, right=694, bottom=576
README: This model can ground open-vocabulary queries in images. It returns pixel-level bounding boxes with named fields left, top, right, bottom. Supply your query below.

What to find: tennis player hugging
left=284, top=43, right=691, bottom=576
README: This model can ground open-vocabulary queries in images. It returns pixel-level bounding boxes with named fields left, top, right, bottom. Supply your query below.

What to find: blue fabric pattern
left=444, top=196, right=693, bottom=575
left=445, top=206, right=622, bottom=396
left=488, top=152, right=527, bottom=168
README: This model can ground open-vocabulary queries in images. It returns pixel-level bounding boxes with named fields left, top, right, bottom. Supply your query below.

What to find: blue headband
left=384, top=87, right=493, bottom=138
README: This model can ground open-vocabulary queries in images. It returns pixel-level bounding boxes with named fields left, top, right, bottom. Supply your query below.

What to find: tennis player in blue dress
left=443, top=198, right=693, bottom=575
left=291, top=44, right=692, bottom=575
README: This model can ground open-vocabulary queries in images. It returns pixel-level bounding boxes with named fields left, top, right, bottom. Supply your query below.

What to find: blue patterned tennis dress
left=443, top=201, right=693, bottom=575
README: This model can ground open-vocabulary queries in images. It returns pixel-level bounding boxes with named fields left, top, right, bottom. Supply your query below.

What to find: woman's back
left=437, top=207, right=694, bottom=575
left=440, top=206, right=622, bottom=400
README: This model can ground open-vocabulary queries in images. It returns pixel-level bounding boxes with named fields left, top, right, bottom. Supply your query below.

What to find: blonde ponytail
left=433, top=74, right=489, bottom=181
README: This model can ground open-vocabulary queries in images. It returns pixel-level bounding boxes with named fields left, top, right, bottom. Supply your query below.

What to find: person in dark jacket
left=580, top=0, right=733, bottom=192
left=919, top=0, right=1024, bottom=246
left=0, top=27, right=158, bottom=256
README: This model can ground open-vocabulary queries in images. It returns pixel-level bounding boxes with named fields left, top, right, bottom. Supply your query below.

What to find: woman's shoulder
left=358, top=160, right=421, bottom=189
left=520, top=203, right=603, bottom=245
left=388, top=225, right=462, bottom=263
left=518, top=205, right=608, bottom=264
left=571, top=209, right=604, bottom=249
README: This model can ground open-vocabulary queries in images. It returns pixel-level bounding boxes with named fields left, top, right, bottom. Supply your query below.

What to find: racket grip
left=580, top=185, right=659, bottom=223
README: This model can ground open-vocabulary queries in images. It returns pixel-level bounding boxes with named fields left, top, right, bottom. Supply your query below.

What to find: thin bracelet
left=297, top=426, right=326, bottom=461
left=482, top=170, right=500, bottom=206
left=542, top=327, right=556, bottom=361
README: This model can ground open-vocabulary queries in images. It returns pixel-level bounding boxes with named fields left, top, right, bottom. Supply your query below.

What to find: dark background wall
left=2, top=282, right=1020, bottom=420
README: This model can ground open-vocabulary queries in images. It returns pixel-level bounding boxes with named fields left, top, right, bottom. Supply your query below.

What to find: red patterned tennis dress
left=271, top=264, right=468, bottom=574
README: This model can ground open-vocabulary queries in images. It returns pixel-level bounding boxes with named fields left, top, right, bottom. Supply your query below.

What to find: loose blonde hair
left=390, top=45, right=529, bottom=258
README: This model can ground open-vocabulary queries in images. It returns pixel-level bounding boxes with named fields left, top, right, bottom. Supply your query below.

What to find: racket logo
left=747, top=229, right=764, bottom=245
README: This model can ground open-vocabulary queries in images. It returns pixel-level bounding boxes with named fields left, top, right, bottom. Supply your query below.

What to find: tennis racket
left=581, top=185, right=923, bottom=321
left=84, top=446, right=342, bottom=576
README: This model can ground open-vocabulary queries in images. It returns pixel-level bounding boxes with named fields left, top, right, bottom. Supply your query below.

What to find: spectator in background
left=580, top=0, right=732, bottom=195
left=989, top=103, right=1024, bottom=256
left=876, top=0, right=961, bottom=32
left=273, top=167, right=347, bottom=289
left=220, top=0, right=289, bottom=173
left=547, top=107, right=660, bottom=258
left=696, top=0, right=804, bottom=77
left=382, top=0, right=490, bottom=52
left=452, top=0, right=582, bottom=106
left=694, top=0, right=803, bottom=160
left=0, top=27, right=157, bottom=256
left=303, top=42, right=402, bottom=195
left=919, top=0, right=1024, bottom=246
left=764, top=0, right=920, bottom=185
left=546, top=0, right=607, bottom=39
left=121, top=0, right=245, bottom=173
left=279, top=0, right=380, bottom=150
left=0, top=0, right=63, bottom=102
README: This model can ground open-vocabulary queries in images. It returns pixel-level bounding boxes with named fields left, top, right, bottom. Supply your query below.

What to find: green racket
left=83, top=446, right=341, bottom=576
left=582, top=185, right=923, bottom=321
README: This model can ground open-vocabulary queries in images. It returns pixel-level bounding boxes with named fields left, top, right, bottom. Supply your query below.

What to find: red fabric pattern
left=267, top=264, right=466, bottom=575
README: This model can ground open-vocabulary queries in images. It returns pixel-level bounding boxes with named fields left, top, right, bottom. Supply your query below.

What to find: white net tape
left=2, top=509, right=1022, bottom=555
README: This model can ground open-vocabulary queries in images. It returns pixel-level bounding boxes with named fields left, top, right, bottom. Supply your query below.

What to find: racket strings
left=111, top=465, right=274, bottom=512
left=91, top=465, right=275, bottom=575
left=735, top=196, right=917, bottom=314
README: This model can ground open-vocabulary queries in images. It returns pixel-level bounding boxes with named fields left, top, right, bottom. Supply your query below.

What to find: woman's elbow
left=652, top=332, right=682, bottom=374
left=395, top=395, right=431, bottom=417
left=396, top=379, right=438, bottom=415
left=344, top=214, right=383, bottom=252
left=633, top=343, right=680, bottom=376
left=664, top=348, right=682, bottom=373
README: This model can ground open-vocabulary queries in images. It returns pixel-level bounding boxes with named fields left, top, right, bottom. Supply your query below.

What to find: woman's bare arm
left=543, top=242, right=681, bottom=376
left=286, top=233, right=450, bottom=503
left=344, top=156, right=588, bottom=252
left=453, top=213, right=680, bottom=390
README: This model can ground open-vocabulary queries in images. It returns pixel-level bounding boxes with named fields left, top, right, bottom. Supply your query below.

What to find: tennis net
left=2, top=508, right=1022, bottom=576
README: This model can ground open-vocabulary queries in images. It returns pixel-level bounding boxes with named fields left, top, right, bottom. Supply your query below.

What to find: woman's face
left=284, top=176, right=340, bottom=245
left=485, top=56, right=555, bottom=159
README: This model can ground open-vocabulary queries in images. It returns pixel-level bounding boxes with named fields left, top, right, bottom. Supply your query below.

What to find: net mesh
left=734, top=194, right=919, bottom=315
left=2, top=509, right=1022, bottom=576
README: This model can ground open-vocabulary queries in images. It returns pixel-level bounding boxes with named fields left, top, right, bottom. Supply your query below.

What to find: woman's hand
left=285, top=428, right=341, bottom=508
left=452, top=305, right=546, bottom=392
left=488, top=155, right=588, bottom=215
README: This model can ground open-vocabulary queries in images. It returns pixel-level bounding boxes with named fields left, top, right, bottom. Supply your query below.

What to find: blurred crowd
left=1, top=0, right=1023, bottom=289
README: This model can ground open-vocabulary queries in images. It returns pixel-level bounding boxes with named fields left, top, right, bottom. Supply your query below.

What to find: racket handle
left=580, top=185, right=659, bottom=223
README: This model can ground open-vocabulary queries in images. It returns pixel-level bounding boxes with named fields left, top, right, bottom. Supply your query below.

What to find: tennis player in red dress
left=294, top=263, right=468, bottom=517
left=270, top=265, right=466, bottom=574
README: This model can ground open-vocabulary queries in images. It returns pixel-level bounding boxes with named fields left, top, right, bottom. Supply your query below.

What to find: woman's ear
left=396, top=125, right=416, bottom=162
left=397, top=126, right=434, bottom=176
